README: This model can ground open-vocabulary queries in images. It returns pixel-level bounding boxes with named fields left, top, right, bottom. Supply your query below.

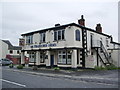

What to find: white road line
left=0, top=79, right=26, bottom=87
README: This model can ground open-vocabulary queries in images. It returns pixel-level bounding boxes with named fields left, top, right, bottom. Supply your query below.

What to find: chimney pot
left=96, top=23, right=102, bottom=33
left=78, top=15, right=85, bottom=26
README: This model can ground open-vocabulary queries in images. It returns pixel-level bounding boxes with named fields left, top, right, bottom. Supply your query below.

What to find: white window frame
left=75, top=29, right=80, bottom=41
left=26, top=35, right=33, bottom=44
left=40, top=52, right=45, bottom=63
left=54, top=29, right=65, bottom=41
left=58, top=50, right=71, bottom=65
left=40, top=32, right=46, bottom=43
left=29, top=52, right=36, bottom=62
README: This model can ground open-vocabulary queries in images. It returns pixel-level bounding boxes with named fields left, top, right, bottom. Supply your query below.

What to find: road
left=2, top=67, right=118, bottom=88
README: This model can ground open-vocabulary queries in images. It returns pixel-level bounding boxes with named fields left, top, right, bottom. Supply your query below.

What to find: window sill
left=76, top=40, right=81, bottom=41
left=57, top=63, right=71, bottom=65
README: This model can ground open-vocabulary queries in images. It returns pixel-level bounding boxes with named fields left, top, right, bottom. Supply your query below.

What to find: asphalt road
left=1, top=67, right=118, bottom=88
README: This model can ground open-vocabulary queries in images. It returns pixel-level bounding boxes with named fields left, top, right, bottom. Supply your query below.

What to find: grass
left=53, top=67, right=60, bottom=70
left=9, top=64, right=14, bottom=68
left=94, top=65, right=119, bottom=70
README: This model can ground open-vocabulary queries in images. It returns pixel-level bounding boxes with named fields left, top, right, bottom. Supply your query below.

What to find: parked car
left=0, top=59, right=13, bottom=66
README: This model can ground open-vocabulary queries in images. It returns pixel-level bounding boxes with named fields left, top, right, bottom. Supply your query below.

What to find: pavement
left=2, top=65, right=119, bottom=85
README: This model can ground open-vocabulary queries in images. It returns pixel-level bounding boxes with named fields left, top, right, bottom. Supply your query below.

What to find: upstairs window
left=9, top=50, right=13, bottom=54
left=17, top=50, right=20, bottom=54
left=75, top=29, right=80, bottom=41
left=106, top=38, right=109, bottom=47
left=54, top=31, right=57, bottom=41
left=54, top=30, right=65, bottom=41
left=26, top=35, right=33, bottom=44
left=40, top=32, right=46, bottom=43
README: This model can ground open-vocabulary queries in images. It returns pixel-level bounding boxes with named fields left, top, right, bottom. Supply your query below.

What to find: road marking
left=0, top=79, right=26, bottom=87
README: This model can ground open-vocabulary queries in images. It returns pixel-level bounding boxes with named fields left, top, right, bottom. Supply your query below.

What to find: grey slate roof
left=2, top=40, right=22, bottom=50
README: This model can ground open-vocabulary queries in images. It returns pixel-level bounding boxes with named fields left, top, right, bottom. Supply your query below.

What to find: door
left=50, top=55, right=54, bottom=67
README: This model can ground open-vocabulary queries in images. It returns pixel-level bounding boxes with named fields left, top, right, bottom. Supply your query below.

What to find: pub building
left=20, top=15, right=120, bottom=69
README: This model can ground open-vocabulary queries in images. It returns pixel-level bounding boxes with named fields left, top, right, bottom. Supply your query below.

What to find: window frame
left=54, top=29, right=65, bottom=41
left=40, top=52, right=45, bottom=63
left=9, top=50, right=13, bottom=54
left=29, top=52, right=36, bottom=63
left=57, top=50, right=72, bottom=65
left=75, top=29, right=80, bottom=41
left=26, top=35, right=33, bottom=44
left=17, top=50, right=20, bottom=54
left=40, top=32, right=46, bottom=43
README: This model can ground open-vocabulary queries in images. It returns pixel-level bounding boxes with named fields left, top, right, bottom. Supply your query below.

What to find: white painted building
left=0, top=39, right=8, bottom=59
left=0, top=39, right=22, bottom=64
left=21, top=15, right=120, bottom=68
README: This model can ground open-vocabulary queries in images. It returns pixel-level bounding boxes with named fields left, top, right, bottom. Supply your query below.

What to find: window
left=40, top=32, right=46, bottom=43
left=40, top=52, right=45, bottom=63
left=26, top=35, right=33, bottom=44
left=62, top=30, right=65, bottom=40
left=58, top=50, right=72, bottom=64
left=54, top=31, right=57, bottom=41
left=75, top=29, right=80, bottom=41
left=58, top=31, right=61, bottom=40
left=29, top=52, right=36, bottom=62
left=17, top=50, right=20, bottom=54
left=9, top=50, right=13, bottom=54
left=106, top=39, right=109, bottom=47
left=54, top=30, right=65, bottom=41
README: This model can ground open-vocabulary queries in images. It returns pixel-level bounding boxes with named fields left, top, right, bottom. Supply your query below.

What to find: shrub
left=32, top=66, right=38, bottom=70
left=94, top=65, right=118, bottom=70
left=105, top=65, right=117, bottom=70
left=9, top=64, right=14, bottom=68
left=54, top=67, right=60, bottom=70
left=94, top=66, right=107, bottom=70
left=17, top=65, right=23, bottom=69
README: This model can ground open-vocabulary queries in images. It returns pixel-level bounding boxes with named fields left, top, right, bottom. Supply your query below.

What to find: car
left=0, top=59, right=13, bottom=66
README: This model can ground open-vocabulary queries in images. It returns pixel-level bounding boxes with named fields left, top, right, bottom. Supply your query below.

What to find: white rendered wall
left=22, top=26, right=83, bottom=50
left=0, top=40, right=8, bottom=59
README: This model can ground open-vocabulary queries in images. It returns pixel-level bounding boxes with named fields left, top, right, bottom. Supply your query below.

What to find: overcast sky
left=0, top=0, right=119, bottom=46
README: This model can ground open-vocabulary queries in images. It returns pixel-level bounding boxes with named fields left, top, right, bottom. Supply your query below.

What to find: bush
left=9, top=64, right=14, bottom=68
left=17, top=65, right=23, bottom=69
left=94, top=65, right=118, bottom=70
left=94, top=66, right=107, bottom=70
left=32, top=66, right=38, bottom=70
left=105, top=65, right=117, bottom=70
left=54, top=67, right=60, bottom=71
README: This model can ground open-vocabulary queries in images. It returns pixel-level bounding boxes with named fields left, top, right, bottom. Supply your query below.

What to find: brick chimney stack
left=96, top=24, right=102, bottom=33
left=78, top=15, right=85, bottom=26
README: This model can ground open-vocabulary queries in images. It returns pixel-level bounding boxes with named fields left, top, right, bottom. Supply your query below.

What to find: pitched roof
left=2, top=40, right=22, bottom=50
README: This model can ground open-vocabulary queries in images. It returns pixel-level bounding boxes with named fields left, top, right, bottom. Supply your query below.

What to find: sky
left=0, top=0, right=119, bottom=46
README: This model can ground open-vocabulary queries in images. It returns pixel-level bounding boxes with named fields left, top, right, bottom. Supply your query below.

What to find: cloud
left=1, top=1, right=118, bottom=45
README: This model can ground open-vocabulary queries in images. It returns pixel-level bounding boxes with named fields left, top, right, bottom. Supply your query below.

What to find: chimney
left=78, top=15, right=85, bottom=26
left=55, top=23, right=60, bottom=27
left=96, top=24, right=102, bottom=33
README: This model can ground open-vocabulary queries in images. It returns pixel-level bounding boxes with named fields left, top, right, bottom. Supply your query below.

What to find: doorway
left=50, top=55, right=54, bottom=67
